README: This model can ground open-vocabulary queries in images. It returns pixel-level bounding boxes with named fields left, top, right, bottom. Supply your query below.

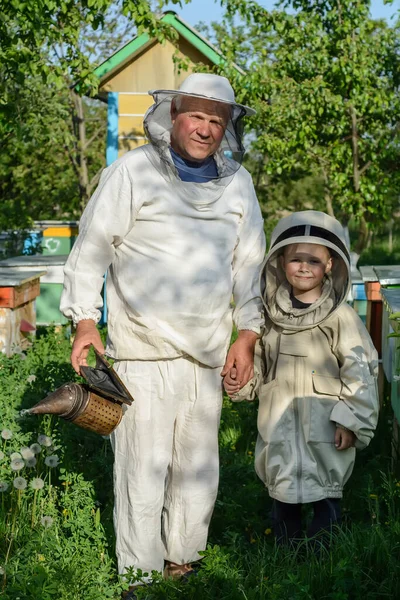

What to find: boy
left=224, top=211, right=379, bottom=545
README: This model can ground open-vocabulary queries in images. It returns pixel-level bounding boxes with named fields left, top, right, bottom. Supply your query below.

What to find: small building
left=94, top=11, right=243, bottom=165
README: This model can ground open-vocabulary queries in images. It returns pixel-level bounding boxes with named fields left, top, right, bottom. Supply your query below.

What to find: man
left=60, top=73, right=265, bottom=597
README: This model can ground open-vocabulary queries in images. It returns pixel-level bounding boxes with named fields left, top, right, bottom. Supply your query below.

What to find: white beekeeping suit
left=60, top=73, right=266, bottom=584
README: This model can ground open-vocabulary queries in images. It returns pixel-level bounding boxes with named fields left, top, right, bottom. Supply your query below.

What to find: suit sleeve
left=60, top=162, right=137, bottom=325
left=329, top=306, right=380, bottom=450
left=232, top=172, right=266, bottom=334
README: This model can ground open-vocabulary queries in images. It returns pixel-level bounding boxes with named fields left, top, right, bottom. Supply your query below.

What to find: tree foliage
left=0, top=0, right=189, bottom=232
left=213, top=0, right=400, bottom=250
left=1, top=0, right=399, bottom=252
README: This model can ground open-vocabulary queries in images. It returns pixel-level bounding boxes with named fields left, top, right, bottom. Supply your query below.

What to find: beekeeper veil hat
left=143, top=73, right=256, bottom=180
left=262, top=211, right=352, bottom=327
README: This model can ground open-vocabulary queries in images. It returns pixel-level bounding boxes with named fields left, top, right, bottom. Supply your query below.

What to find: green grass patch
left=0, top=328, right=399, bottom=599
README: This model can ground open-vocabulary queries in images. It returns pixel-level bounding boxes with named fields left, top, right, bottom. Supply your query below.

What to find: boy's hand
left=223, top=367, right=241, bottom=397
left=221, top=330, right=258, bottom=387
left=335, top=426, right=356, bottom=450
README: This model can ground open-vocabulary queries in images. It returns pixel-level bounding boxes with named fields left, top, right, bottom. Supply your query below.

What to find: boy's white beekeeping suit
left=235, top=211, right=379, bottom=504
left=61, top=74, right=265, bottom=577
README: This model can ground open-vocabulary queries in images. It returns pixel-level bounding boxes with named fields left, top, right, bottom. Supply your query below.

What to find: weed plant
left=0, top=328, right=399, bottom=599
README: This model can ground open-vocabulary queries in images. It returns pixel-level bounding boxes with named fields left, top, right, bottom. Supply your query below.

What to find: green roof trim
left=93, top=11, right=242, bottom=82
left=93, top=31, right=151, bottom=80
left=162, top=12, right=224, bottom=67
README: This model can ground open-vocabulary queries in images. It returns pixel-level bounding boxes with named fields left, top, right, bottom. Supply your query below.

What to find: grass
left=0, top=328, right=399, bottom=599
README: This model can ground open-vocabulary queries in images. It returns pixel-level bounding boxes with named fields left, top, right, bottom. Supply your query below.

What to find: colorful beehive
left=348, top=266, right=367, bottom=324
left=0, top=255, right=69, bottom=326
left=359, top=265, right=383, bottom=357
left=380, top=288, right=400, bottom=464
left=0, top=269, right=45, bottom=355
left=375, top=266, right=400, bottom=378
left=36, top=221, right=78, bottom=256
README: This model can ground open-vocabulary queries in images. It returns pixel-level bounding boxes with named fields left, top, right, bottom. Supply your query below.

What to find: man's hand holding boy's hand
left=221, top=330, right=258, bottom=388
left=335, top=426, right=356, bottom=450
left=223, top=367, right=241, bottom=397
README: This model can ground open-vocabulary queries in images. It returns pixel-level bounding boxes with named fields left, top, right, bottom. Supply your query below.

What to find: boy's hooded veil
left=262, top=210, right=351, bottom=328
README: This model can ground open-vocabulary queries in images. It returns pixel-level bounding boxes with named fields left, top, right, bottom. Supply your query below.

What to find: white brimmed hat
left=148, top=73, right=256, bottom=117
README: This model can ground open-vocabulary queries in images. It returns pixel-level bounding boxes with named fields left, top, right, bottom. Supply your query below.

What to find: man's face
left=170, top=96, right=230, bottom=162
left=281, top=243, right=332, bottom=296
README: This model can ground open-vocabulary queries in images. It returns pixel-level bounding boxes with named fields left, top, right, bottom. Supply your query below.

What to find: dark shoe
left=164, top=562, right=194, bottom=579
left=181, top=568, right=198, bottom=581
left=122, top=584, right=149, bottom=600
left=122, top=587, right=138, bottom=600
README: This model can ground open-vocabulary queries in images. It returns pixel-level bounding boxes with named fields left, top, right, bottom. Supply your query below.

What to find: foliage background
left=1, top=0, right=399, bottom=259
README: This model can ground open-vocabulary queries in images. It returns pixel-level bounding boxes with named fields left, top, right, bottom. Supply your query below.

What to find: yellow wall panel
left=118, top=94, right=153, bottom=115
left=100, top=35, right=215, bottom=94
left=101, top=42, right=176, bottom=93
left=118, top=115, right=146, bottom=134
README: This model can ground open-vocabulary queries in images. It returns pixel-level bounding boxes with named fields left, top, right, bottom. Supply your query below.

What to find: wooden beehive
left=0, top=269, right=45, bottom=355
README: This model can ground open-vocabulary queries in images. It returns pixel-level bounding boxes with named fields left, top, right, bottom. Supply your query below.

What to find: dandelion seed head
left=13, top=477, right=27, bottom=490
left=30, top=443, right=42, bottom=455
left=10, top=452, right=22, bottom=461
left=26, top=457, right=37, bottom=468
left=30, top=477, right=44, bottom=490
left=20, top=447, right=35, bottom=460
left=0, top=481, right=9, bottom=492
left=44, top=455, right=59, bottom=468
left=38, top=435, right=52, bottom=447
left=10, top=458, right=25, bottom=471
left=40, top=516, right=54, bottom=528
left=1, top=429, right=13, bottom=440
left=27, top=374, right=37, bottom=383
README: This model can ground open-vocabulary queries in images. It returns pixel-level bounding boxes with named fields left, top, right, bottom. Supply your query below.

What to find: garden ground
left=0, top=328, right=399, bottom=599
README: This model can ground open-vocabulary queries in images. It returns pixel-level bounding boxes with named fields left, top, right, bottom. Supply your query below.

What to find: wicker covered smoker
left=23, top=350, right=133, bottom=436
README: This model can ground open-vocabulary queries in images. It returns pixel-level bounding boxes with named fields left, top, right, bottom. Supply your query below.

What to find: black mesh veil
left=143, top=91, right=249, bottom=181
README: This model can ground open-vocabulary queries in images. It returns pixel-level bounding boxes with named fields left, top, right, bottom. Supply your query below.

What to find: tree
left=213, top=0, right=400, bottom=252
left=0, top=0, right=190, bottom=230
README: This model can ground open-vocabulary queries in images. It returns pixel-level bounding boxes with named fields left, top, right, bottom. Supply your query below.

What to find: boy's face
left=281, top=243, right=332, bottom=298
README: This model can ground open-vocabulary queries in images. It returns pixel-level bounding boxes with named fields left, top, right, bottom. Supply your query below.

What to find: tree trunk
left=350, top=105, right=360, bottom=194
left=322, top=169, right=335, bottom=217
left=324, top=190, right=335, bottom=217
left=350, top=105, right=370, bottom=255
left=388, top=219, right=394, bottom=253
left=366, top=229, right=373, bottom=250
left=72, top=91, right=90, bottom=212
left=354, top=215, right=369, bottom=255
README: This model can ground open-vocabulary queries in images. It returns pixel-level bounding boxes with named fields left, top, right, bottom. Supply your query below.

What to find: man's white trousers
left=111, top=356, right=223, bottom=577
